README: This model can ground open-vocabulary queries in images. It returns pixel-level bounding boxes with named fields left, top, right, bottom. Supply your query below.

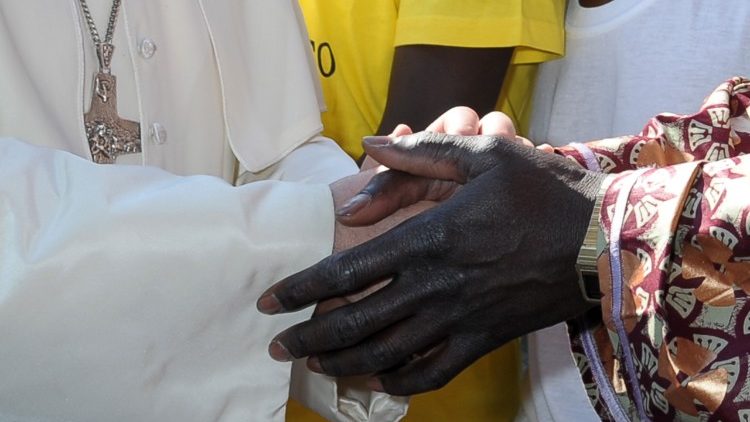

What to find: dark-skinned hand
left=257, top=131, right=606, bottom=396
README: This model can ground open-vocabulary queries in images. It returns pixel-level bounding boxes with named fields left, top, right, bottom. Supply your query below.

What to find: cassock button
left=139, top=38, right=157, bottom=59
left=150, top=122, right=167, bottom=145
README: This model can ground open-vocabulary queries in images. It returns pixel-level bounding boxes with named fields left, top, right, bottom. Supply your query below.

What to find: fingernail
left=363, top=136, right=394, bottom=147
left=307, top=357, right=323, bottom=373
left=257, top=293, right=282, bottom=315
left=367, top=377, right=384, bottom=392
left=269, top=340, right=293, bottom=362
left=336, top=193, right=372, bottom=217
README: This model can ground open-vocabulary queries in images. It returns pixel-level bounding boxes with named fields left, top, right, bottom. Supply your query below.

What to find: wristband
left=576, top=175, right=614, bottom=305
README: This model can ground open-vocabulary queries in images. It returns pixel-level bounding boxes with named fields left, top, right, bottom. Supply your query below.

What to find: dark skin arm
left=376, top=45, right=512, bottom=137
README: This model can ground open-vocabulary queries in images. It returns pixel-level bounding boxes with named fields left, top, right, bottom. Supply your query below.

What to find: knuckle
left=277, top=279, right=311, bottom=310
left=472, top=136, right=507, bottom=167
left=366, top=339, right=402, bottom=369
left=329, top=309, right=370, bottom=346
left=286, top=327, right=313, bottom=356
left=316, top=355, right=345, bottom=376
left=365, top=171, right=391, bottom=191
left=362, top=170, right=402, bottom=197
left=417, top=216, right=455, bottom=257
left=482, top=135, right=505, bottom=151
left=466, top=135, right=508, bottom=167
left=425, top=269, right=463, bottom=299
left=320, top=254, right=357, bottom=292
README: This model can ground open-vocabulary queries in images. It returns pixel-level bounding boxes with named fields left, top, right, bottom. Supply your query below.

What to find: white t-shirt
left=523, top=0, right=750, bottom=420
left=530, top=0, right=750, bottom=146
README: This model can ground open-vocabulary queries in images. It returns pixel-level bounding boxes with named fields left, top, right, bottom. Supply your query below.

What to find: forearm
left=377, top=45, right=511, bottom=135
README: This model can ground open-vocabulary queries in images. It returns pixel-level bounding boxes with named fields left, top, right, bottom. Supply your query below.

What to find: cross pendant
left=84, top=72, right=142, bottom=164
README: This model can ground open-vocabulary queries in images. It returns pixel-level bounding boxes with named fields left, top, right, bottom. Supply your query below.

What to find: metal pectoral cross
left=84, top=43, right=141, bottom=164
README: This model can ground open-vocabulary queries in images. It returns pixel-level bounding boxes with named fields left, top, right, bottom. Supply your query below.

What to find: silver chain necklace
left=79, top=0, right=141, bottom=164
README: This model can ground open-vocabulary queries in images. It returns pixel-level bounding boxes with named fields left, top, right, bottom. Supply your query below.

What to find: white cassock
left=0, top=1, right=407, bottom=421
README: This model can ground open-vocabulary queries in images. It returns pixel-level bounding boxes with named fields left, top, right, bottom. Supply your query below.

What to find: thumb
left=426, top=106, right=480, bottom=135
left=362, top=131, right=505, bottom=183
left=360, top=125, right=413, bottom=171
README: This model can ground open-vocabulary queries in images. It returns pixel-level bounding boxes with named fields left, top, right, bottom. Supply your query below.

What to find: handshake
left=5, top=79, right=742, bottom=420
left=258, top=107, right=605, bottom=396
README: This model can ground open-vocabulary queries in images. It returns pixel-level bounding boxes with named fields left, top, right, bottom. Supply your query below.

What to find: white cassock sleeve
left=0, top=138, right=333, bottom=422
left=237, top=136, right=359, bottom=185
left=238, top=137, right=410, bottom=422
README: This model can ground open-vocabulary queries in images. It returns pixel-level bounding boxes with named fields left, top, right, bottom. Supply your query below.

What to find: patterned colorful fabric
left=556, top=77, right=750, bottom=421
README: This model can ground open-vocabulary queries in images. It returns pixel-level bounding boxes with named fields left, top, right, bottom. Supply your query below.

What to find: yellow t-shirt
left=290, top=1, right=564, bottom=421
left=299, top=0, right=564, bottom=158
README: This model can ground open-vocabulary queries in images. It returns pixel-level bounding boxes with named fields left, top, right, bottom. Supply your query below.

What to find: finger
left=390, top=124, right=413, bottom=137
left=336, top=170, right=455, bottom=226
left=369, top=334, right=497, bottom=396
left=258, top=211, right=445, bottom=314
left=309, top=314, right=446, bottom=377
left=478, top=111, right=516, bottom=138
left=362, top=131, right=507, bottom=183
left=442, top=107, right=480, bottom=135
left=516, top=136, right=534, bottom=148
left=270, top=279, right=420, bottom=360
left=536, top=143, right=555, bottom=153
left=361, top=125, right=413, bottom=171
left=425, top=106, right=480, bottom=135
left=477, top=112, right=534, bottom=149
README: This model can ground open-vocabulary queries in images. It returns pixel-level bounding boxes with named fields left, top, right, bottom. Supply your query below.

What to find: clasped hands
left=258, top=108, right=606, bottom=396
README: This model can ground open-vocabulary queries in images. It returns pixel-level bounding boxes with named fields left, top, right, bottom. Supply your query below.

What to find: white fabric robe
left=0, top=0, right=407, bottom=420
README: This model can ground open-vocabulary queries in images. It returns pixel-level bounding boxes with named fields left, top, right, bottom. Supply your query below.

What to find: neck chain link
left=78, top=0, right=122, bottom=73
